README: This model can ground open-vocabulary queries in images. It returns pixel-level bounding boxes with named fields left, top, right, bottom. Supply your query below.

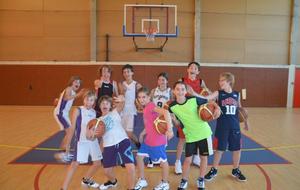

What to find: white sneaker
left=154, top=181, right=170, bottom=190
left=99, top=179, right=117, bottom=190
left=54, top=152, right=73, bottom=163
left=174, top=160, right=182, bottom=174
left=192, top=155, right=201, bottom=167
left=81, top=178, right=99, bottom=188
left=134, top=178, right=148, bottom=190
left=147, top=160, right=154, bottom=168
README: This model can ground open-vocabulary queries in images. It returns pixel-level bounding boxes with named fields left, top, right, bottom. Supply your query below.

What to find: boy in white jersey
left=118, top=64, right=142, bottom=148
left=95, top=95, right=136, bottom=190
left=54, top=76, right=85, bottom=162
left=60, top=90, right=102, bottom=190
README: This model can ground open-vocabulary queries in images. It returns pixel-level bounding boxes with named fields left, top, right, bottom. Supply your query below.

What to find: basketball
left=238, top=107, right=248, bottom=123
left=86, top=118, right=106, bottom=140
left=198, top=101, right=221, bottom=122
left=153, top=115, right=168, bottom=135
left=199, top=88, right=210, bottom=96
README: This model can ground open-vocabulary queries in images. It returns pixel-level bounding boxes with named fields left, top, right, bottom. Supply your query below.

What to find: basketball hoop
left=144, top=27, right=158, bottom=42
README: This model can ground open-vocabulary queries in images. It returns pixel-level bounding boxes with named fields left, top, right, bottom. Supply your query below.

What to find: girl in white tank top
left=151, top=72, right=173, bottom=107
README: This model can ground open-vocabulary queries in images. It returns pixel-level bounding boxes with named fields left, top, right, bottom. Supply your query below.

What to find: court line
left=256, top=164, right=272, bottom=190
left=1, top=144, right=300, bottom=152
left=34, top=164, right=47, bottom=190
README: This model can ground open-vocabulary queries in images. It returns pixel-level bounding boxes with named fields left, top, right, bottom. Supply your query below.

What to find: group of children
left=53, top=62, right=250, bottom=190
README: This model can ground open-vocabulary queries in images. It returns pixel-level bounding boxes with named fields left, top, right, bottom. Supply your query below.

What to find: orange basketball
left=87, top=118, right=106, bottom=140
left=238, top=107, right=248, bottom=123
left=199, top=88, right=210, bottom=97
left=153, top=115, right=168, bottom=135
left=198, top=101, right=221, bottom=122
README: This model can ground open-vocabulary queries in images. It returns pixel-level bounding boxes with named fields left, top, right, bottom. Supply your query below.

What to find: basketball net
left=144, top=27, right=158, bottom=42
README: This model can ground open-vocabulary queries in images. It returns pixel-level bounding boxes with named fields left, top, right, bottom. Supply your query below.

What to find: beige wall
left=200, top=0, right=292, bottom=65
left=0, top=0, right=299, bottom=64
left=0, top=0, right=90, bottom=61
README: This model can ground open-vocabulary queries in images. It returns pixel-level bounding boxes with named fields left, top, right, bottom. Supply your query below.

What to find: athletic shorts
left=137, top=143, right=167, bottom=164
left=73, top=140, right=102, bottom=164
left=54, top=112, right=71, bottom=130
left=185, top=137, right=213, bottom=157
left=121, top=114, right=135, bottom=132
left=102, top=138, right=134, bottom=168
left=214, top=129, right=241, bottom=151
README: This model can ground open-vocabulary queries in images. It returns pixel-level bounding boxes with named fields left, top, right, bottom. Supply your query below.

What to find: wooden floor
left=0, top=106, right=300, bottom=190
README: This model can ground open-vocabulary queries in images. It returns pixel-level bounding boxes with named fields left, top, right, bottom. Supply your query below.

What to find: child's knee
left=93, top=160, right=101, bottom=167
left=184, top=157, right=193, bottom=165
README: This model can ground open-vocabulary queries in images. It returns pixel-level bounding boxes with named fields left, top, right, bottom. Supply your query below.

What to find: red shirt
left=182, top=76, right=203, bottom=94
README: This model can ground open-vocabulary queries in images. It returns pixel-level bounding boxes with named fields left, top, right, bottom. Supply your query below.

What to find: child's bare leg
left=125, top=163, right=136, bottom=189
left=232, top=150, right=241, bottom=169
left=84, top=160, right=101, bottom=179
left=199, top=155, right=208, bottom=178
left=176, top=138, right=185, bottom=161
left=161, top=161, right=169, bottom=181
left=182, top=156, right=192, bottom=180
left=212, top=150, right=223, bottom=169
left=136, top=155, right=145, bottom=179
left=103, top=167, right=117, bottom=182
left=62, top=161, right=79, bottom=190
left=61, top=128, right=72, bottom=151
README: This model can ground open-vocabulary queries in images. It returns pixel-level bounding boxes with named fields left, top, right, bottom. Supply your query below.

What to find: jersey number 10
left=225, top=105, right=236, bottom=115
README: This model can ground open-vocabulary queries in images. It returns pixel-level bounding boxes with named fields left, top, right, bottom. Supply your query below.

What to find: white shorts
left=121, top=114, right=135, bottom=132
left=53, top=111, right=71, bottom=130
left=75, top=140, right=103, bottom=164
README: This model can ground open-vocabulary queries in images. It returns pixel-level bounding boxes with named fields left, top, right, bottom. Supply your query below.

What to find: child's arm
left=114, top=95, right=125, bottom=113
left=94, top=78, right=103, bottom=90
left=139, top=128, right=146, bottom=143
left=201, top=80, right=208, bottom=89
left=118, top=82, right=126, bottom=95
left=113, top=80, right=119, bottom=96
left=154, top=107, right=174, bottom=140
left=204, top=90, right=219, bottom=101
left=136, top=82, right=143, bottom=90
left=238, top=93, right=250, bottom=131
left=64, top=87, right=85, bottom=101
left=64, top=108, right=79, bottom=153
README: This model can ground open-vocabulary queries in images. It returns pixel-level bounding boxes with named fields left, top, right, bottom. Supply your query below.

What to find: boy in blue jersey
left=204, top=72, right=250, bottom=182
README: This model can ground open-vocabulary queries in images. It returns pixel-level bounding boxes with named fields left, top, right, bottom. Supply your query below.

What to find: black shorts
left=185, top=137, right=213, bottom=157
left=214, top=129, right=241, bottom=151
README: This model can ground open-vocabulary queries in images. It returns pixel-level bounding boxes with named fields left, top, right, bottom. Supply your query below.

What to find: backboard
left=123, top=4, right=178, bottom=38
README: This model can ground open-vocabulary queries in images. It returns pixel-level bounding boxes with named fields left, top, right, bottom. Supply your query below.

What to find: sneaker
left=196, top=178, right=205, bottom=190
left=192, top=155, right=201, bottom=167
left=54, top=152, right=73, bottom=163
left=99, top=179, right=118, bottom=190
left=154, top=181, right=169, bottom=190
left=134, top=178, right=148, bottom=190
left=147, top=159, right=154, bottom=168
left=81, top=178, right=99, bottom=188
left=177, top=179, right=188, bottom=190
left=232, top=168, right=247, bottom=182
left=204, top=167, right=218, bottom=181
left=174, top=160, right=182, bottom=175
